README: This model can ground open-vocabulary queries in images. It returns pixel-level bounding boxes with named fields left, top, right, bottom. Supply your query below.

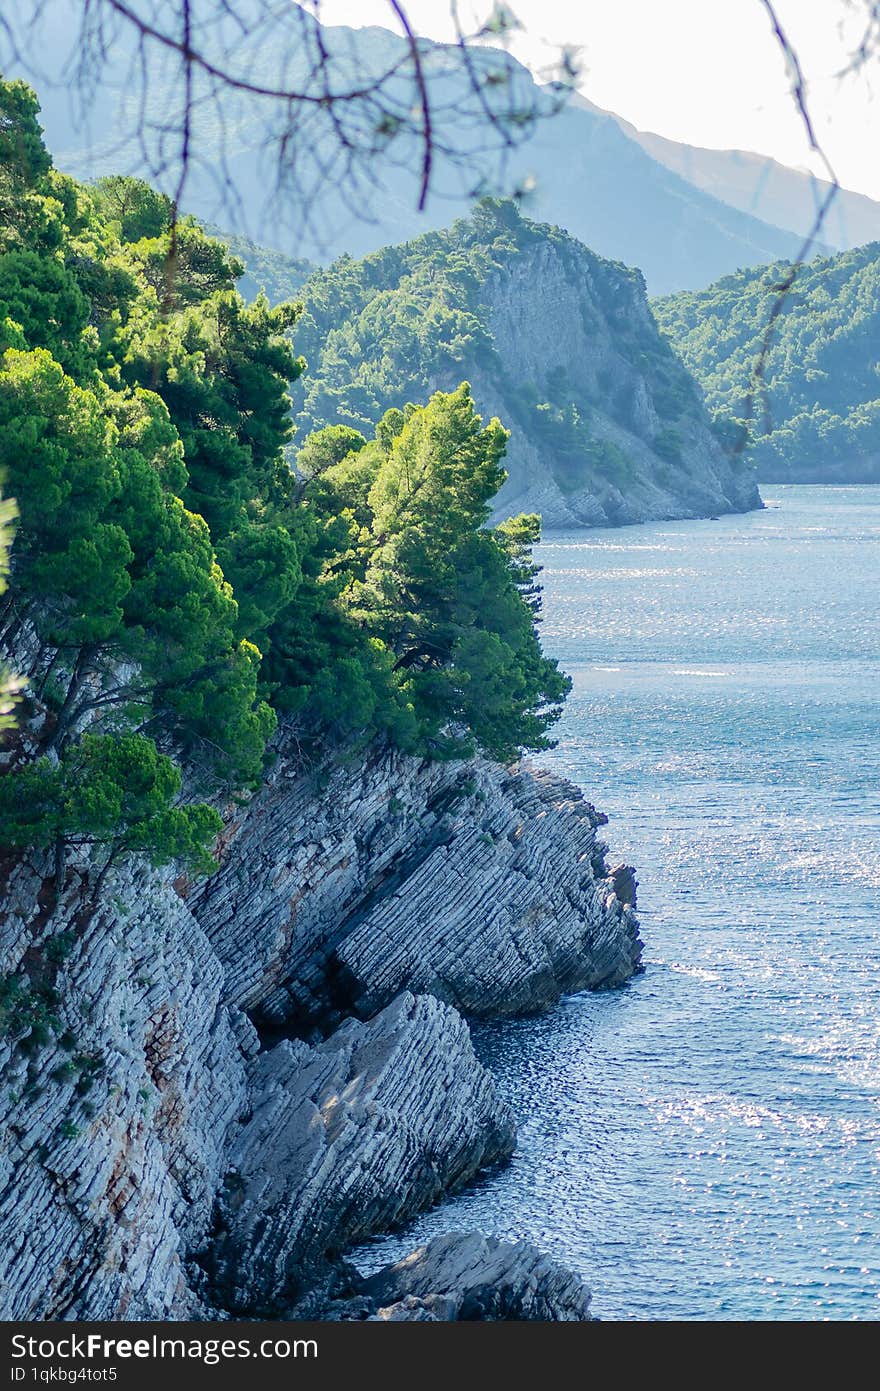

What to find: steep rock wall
left=469, top=237, right=762, bottom=527
left=0, top=854, right=250, bottom=1319
left=193, top=740, right=642, bottom=1029
left=0, top=738, right=642, bottom=1319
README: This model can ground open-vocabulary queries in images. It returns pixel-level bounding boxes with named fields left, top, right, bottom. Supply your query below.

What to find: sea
left=355, top=484, right=880, bottom=1320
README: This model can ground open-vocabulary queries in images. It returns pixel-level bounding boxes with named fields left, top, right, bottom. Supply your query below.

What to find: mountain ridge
left=4, top=4, right=824, bottom=294
left=586, top=95, right=880, bottom=253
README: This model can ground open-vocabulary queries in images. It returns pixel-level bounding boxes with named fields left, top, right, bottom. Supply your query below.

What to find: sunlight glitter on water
left=354, top=486, right=880, bottom=1320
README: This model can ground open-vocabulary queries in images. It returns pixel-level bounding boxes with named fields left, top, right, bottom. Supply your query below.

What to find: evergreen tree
left=349, top=385, right=569, bottom=758
left=0, top=733, right=222, bottom=892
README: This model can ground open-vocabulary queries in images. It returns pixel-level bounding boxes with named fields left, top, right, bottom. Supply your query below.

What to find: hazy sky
left=314, top=0, right=880, bottom=200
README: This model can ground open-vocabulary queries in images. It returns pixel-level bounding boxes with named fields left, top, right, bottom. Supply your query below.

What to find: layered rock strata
left=0, top=855, right=248, bottom=1319
left=362, top=1232, right=594, bottom=1321
left=193, top=744, right=642, bottom=1029
left=206, top=993, right=514, bottom=1314
left=0, top=737, right=642, bottom=1320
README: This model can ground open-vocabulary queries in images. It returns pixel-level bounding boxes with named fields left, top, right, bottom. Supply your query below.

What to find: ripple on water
left=353, top=487, right=880, bottom=1320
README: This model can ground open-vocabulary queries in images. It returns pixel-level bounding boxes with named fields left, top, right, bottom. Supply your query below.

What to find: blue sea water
left=357, top=485, right=880, bottom=1320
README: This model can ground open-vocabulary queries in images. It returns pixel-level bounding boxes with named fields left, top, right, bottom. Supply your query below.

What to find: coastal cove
left=355, top=485, right=880, bottom=1320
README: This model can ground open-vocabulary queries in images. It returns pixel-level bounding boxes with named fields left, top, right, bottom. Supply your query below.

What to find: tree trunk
left=0, top=607, right=27, bottom=656
left=35, top=647, right=62, bottom=700
left=53, top=836, right=66, bottom=899
left=48, top=646, right=94, bottom=752
left=91, top=844, right=120, bottom=904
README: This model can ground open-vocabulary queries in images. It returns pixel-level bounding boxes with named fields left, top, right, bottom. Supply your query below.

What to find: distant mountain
left=653, top=243, right=880, bottom=482
left=286, top=199, right=760, bottom=526
left=7, top=4, right=814, bottom=294
left=492, top=97, right=814, bottom=296
left=596, top=101, right=880, bottom=253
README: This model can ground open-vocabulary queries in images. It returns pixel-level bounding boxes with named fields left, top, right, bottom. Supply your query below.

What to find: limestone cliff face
left=291, top=204, right=763, bottom=529
left=0, top=734, right=642, bottom=1320
left=463, top=236, right=763, bottom=527
left=0, top=853, right=247, bottom=1319
left=193, top=744, right=641, bottom=1028
left=206, top=993, right=515, bottom=1315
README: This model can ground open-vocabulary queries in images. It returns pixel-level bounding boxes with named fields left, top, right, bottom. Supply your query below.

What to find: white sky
left=312, top=0, right=880, bottom=200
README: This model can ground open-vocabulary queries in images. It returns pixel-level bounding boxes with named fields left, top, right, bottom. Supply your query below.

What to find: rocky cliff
left=453, top=226, right=762, bottom=527
left=0, top=729, right=641, bottom=1321
left=289, top=201, right=761, bottom=528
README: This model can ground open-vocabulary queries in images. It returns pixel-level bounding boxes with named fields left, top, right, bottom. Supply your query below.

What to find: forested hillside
left=0, top=80, right=569, bottom=901
left=654, top=244, right=880, bottom=482
left=282, top=201, right=759, bottom=526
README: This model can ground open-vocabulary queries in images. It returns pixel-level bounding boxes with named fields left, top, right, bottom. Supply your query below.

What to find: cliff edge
left=0, top=734, right=641, bottom=1320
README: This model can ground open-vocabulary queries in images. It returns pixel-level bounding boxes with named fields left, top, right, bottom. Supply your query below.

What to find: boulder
left=206, top=993, right=514, bottom=1314
left=362, top=1231, right=594, bottom=1321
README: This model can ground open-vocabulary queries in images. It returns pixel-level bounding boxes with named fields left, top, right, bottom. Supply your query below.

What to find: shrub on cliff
left=0, top=733, right=222, bottom=894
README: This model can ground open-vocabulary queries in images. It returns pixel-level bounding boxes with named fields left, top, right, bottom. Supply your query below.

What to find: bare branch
left=1, top=1, right=571, bottom=256
left=744, top=2, right=841, bottom=444
left=388, top=0, right=432, bottom=210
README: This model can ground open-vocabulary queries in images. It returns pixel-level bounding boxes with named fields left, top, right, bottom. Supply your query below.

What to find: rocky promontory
left=289, top=200, right=762, bottom=528
left=194, top=744, right=641, bottom=1029
left=0, top=730, right=642, bottom=1321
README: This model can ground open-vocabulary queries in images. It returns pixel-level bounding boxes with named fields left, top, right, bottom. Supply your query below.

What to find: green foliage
left=289, top=202, right=530, bottom=443
left=205, top=226, right=314, bottom=306
left=123, top=282, right=303, bottom=535
left=0, top=468, right=16, bottom=736
left=0, top=79, right=51, bottom=189
left=297, top=424, right=367, bottom=478
left=0, top=112, right=296, bottom=787
left=653, top=427, right=684, bottom=465
left=653, top=244, right=880, bottom=478
left=0, top=347, right=131, bottom=646
left=0, top=733, right=222, bottom=875
left=0, top=81, right=572, bottom=908
left=91, top=175, right=173, bottom=243
left=0, top=972, right=60, bottom=1051
left=313, top=385, right=569, bottom=759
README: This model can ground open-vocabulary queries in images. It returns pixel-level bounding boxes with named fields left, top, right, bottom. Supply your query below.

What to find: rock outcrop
left=193, top=742, right=641, bottom=1030
left=206, top=993, right=514, bottom=1314
left=290, top=201, right=762, bottom=529
left=0, top=737, right=641, bottom=1321
left=461, top=230, right=762, bottom=528
left=361, top=1232, right=593, bottom=1321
